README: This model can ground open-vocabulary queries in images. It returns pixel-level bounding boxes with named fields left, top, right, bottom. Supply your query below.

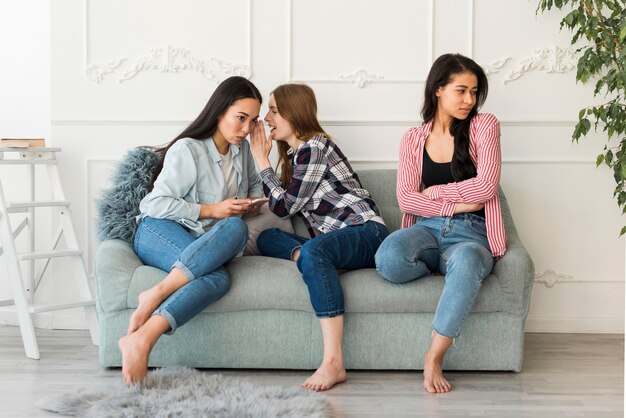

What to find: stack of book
left=0, top=138, right=46, bottom=148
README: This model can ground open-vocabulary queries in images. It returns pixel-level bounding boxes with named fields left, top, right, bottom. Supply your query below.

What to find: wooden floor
left=0, top=327, right=623, bottom=418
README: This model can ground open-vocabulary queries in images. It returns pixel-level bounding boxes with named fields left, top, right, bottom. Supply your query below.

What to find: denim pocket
left=464, top=214, right=487, bottom=237
left=133, top=223, right=142, bottom=253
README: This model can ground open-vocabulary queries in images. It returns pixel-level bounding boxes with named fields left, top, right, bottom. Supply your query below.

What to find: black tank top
left=422, top=147, right=485, bottom=219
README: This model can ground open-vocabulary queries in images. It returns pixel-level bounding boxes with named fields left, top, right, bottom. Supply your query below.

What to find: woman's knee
left=220, top=217, right=248, bottom=250
left=446, top=243, right=493, bottom=278
left=375, top=232, right=432, bottom=283
left=224, top=216, right=248, bottom=238
left=256, top=228, right=283, bottom=253
left=296, top=241, right=332, bottom=275
left=207, top=268, right=232, bottom=296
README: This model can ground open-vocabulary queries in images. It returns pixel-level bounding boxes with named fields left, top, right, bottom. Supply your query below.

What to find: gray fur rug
left=36, top=367, right=335, bottom=418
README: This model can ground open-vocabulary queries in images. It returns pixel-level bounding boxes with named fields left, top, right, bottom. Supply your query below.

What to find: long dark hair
left=421, top=53, right=488, bottom=181
left=272, top=84, right=327, bottom=188
left=149, top=76, right=262, bottom=190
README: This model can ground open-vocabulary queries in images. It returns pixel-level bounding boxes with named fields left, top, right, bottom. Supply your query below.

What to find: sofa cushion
left=356, top=169, right=402, bottom=232
left=118, top=255, right=504, bottom=315
left=243, top=205, right=294, bottom=255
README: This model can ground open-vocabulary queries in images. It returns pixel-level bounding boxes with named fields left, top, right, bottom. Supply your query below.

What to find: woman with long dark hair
left=119, top=76, right=263, bottom=385
left=249, top=84, right=389, bottom=391
left=375, top=54, right=506, bottom=393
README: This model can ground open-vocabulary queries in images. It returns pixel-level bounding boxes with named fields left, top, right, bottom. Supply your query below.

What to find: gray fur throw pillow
left=96, top=147, right=160, bottom=243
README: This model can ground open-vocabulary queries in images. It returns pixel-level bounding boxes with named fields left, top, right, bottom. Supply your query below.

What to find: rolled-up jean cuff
left=172, top=260, right=195, bottom=281
left=432, top=326, right=459, bottom=343
left=290, top=245, right=302, bottom=261
left=152, top=308, right=178, bottom=335
left=315, top=309, right=344, bottom=319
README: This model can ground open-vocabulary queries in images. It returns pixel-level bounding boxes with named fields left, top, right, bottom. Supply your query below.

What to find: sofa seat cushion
left=119, top=255, right=504, bottom=315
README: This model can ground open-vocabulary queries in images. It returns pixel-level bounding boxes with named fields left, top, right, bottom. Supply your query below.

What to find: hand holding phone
left=247, top=197, right=269, bottom=209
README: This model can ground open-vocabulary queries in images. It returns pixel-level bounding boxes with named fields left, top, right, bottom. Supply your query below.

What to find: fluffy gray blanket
left=96, top=146, right=159, bottom=243
left=36, top=367, right=335, bottom=418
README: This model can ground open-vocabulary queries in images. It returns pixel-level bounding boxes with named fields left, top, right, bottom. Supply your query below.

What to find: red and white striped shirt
left=397, top=113, right=507, bottom=258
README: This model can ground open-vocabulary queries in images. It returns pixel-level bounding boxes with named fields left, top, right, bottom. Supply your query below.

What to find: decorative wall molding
left=535, top=269, right=574, bottom=288
left=84, top=0, right=252, bottom=83
left=118, top=46, right=216, bottom=83
left=483, top=57, right=512, bottom=76
left=287, top=0, right=434, bottom=87
left=338, top=69, right=385, bottom=88
left=85, top=59, right=125, bottom=83
left=52, top=119, right=580, bottom=127
left=533, top=270, right=623, bottom=288
left=85, top=46, right=253, bottom=84
left=505, top=46, right=577, bottom=83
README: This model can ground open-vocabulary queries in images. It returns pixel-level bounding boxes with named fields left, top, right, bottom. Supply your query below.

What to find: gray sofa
left=95, top=169, right=534, bottom=371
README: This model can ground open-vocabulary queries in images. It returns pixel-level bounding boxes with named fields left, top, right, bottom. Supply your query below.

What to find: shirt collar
left=206, top=137, right=240, bottom=163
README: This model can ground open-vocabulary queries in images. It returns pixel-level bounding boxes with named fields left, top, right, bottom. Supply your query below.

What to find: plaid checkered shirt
left=259, top=135, right=384, bottom=237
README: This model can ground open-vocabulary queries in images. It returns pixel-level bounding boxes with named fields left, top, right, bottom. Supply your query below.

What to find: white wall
left=1, top=0, right=623, bottom=333
left=0, top=1, right=53, bottom=324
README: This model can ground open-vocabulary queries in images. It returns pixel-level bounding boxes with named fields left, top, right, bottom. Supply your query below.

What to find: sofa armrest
left=492, top=241, right=535, bottom=318
left=94, top=239, right=143, bottom=312
left=491, top=188, right=535, bottom=318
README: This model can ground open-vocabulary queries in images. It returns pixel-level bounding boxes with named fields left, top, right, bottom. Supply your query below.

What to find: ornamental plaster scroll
left=504, top=46, right=577, bottom=83
left=534, top=269, right=574, bottom=288
left=85, top=45, right=251, bottom=84
left=85, top=59, right=125, bottom=83
left=338, top=69, right=385, bottom=88
left=482, top=57, right=511, bottom=77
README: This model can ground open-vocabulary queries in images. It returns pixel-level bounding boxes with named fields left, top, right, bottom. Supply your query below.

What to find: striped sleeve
left=428, top=113, right=501, bottom=203
left=396, top=128, right=456, bottom=218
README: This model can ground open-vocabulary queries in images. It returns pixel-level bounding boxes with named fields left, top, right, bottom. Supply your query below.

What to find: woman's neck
left=212, top=132, right=229, bottom=155
left=432, top=112, right=453, bottom=136
left=284, top=134, right=303, bottom=151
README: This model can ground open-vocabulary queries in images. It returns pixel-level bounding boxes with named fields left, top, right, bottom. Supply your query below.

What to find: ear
left=435, top=86, right=442, bottom=98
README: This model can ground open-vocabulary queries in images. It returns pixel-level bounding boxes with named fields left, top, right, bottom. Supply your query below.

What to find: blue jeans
left=257, top=221, right=389, bottom=318
left=375, top=213, right=494, bottom=338
left=133, top=216, right=248, bottom=334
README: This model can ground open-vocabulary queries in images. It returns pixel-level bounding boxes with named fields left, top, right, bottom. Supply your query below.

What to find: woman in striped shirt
left=249, top=84, right=389, bottom=391
left=375, top=54, right=506, bottom=394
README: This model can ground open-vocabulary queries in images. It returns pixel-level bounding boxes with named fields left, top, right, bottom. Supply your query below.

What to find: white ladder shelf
left=0, top=147, right=98, bottom=359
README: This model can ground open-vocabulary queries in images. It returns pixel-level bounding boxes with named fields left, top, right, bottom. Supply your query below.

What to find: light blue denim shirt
left=138, top=137, right=262, bottom=237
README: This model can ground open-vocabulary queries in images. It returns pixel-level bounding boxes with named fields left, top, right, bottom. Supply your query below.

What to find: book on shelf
left=0, top=138, right=46, bottom=148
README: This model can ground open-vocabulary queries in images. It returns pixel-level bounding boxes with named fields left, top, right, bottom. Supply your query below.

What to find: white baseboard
left=525, top=316, right=625, bottom=334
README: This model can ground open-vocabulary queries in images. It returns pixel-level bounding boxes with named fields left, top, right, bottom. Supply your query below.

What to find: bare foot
left=127, top=287, right=165, bottom=334
left=301, top=359, right=347, bottom=392
left=423, top=351, right=451, bottom=393
left=118, top=332, right=152, bottom=386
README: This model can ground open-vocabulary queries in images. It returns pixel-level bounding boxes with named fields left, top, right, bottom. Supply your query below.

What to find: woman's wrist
left=199, top=203, right=213, bottom=219
left=256, top=158, right=272, bottom=171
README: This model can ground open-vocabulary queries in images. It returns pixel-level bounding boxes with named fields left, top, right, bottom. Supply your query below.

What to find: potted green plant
left=538, top=0, right=626, bottom=234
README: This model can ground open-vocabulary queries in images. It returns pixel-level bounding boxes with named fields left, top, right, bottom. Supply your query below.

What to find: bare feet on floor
left=423, top=351, right=451, bottom=393
left=127, top=287, right=164, bottom=334
left=301, top=359, right=347, bottom=392
left=118, top=332, right=152, bottom=386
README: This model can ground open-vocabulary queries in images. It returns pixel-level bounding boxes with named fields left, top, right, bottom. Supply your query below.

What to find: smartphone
left=247, top=197, right=269, bottom=208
